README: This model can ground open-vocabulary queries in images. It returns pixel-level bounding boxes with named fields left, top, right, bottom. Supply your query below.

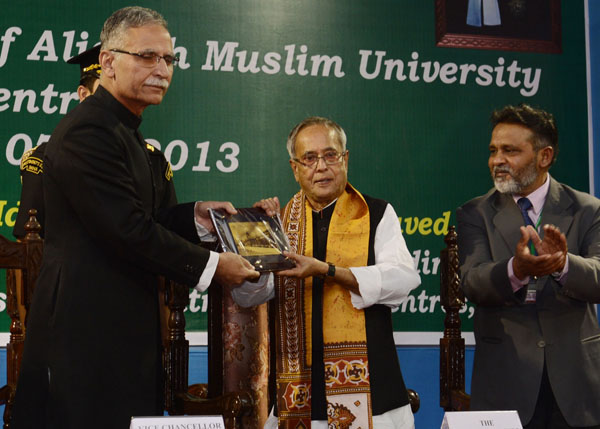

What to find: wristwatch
left=326, top=262, right=336, bottom=278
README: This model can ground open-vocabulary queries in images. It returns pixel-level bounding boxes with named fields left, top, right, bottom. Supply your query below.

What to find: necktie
left=517, top=197, right=535, bottom=228
left=517, top=197, right=537, bottom=256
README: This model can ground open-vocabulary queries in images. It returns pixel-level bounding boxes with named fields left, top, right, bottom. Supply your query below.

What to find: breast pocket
left=581, top=334, right=600, bottom=344
left=582, top=334, right=600, bottom=359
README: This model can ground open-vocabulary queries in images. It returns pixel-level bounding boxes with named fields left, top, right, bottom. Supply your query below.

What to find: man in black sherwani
left=11, top=6, right=260, bottom=429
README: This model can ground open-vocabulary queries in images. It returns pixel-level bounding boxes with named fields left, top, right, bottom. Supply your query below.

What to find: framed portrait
left=435, top=0, right=561, bottom=53
left=209, top=208, right=295, bottom=272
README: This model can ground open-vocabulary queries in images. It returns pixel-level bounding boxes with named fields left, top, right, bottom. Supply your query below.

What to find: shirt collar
left=310, top=198, right=338, bottom=213
left=512, top=173, right=550, bottom=219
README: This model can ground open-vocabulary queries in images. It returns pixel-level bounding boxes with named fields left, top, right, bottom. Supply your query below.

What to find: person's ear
left=99, top=50, right=115, bottom=78
left=289, top=159, right=300, bottom=183
left=77, top=85, right=91, bottom=102
left=538, top=146, right=553, bottom=168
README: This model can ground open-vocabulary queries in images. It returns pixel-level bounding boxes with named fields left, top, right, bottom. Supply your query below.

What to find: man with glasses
left=237, top=116, right=421, bottom=429
left=12, top=7, right=259, bottom=429
left=13, top=44, right=178, bottom=244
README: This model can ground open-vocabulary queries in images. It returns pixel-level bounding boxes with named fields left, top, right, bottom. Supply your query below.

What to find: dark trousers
left=524, top=363, right=600, bottom=429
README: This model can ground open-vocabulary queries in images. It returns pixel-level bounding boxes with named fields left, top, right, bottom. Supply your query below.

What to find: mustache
left=493, top=166, right=513, bottom=176
left=144, top=78, right=169, bottom=89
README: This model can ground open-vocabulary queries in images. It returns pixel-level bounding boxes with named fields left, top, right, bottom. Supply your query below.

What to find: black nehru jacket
left=11, top=86, right=210, bottom=428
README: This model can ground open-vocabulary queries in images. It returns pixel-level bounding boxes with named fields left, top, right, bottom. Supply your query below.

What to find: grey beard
left=494, top=177, right=521, bottom=194
left=492, top=162, right=538, bottom=195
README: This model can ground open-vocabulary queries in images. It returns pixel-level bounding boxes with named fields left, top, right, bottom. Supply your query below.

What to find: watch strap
left=326, top=262, right=336, bottom=277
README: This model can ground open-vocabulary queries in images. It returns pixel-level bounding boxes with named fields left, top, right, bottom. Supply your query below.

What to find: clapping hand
left=513, top=224, right=567, bottom=280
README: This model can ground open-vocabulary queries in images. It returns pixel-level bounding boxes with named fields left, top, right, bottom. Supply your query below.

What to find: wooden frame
left=435, top=0, right=562, bottom=54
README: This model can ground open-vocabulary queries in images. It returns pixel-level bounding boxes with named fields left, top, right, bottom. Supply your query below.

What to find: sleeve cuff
left=551, top=254, right=569, bottom=285
left=349, top=266, right=382, bottom=309
left=194, top=251, right=219, bottom=292
left=194, top=218, right=217, bottom=242
left=508, top=256, right=529, bottom=293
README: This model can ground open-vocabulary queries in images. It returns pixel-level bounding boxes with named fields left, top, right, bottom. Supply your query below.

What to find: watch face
left=327, top=263, right=336, bottom=277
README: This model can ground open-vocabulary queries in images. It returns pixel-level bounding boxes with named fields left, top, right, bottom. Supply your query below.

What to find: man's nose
left=490, top=153, right=505, bottom=166
left=154, top=58, right=171, bottom=76
left=314, top=156, right=329, bottom=170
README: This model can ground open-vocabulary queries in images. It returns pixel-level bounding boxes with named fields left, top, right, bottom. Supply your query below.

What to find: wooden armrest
left=175, top=390, right=253, bottom=419
left=450, top=390, right=471, bottom=411
left=187, top=383, right=208, bottom=399
left=407, top=388, right=420, bottom=414
left=0, top=385, right=11, bottom=405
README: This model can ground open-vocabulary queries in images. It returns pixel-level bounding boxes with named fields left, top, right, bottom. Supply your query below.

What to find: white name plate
left=441, top=411, right=522, bottom=429
left=130, top=415, right=225, bottom=429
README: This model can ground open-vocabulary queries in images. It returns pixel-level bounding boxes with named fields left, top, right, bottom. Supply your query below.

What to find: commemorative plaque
left=209, top=208, right=295, bottom=272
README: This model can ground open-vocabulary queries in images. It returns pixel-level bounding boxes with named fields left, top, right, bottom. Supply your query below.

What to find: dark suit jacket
left=457, top=177, right=600, bottom=427
left=12, top=86, right=210, bottom=429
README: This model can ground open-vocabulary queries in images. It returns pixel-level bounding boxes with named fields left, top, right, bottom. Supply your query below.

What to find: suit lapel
left=490, top=177, right=573, bottom=249
left=540, top=178, right=574, bottom=237
left=491, top=191, right=524, bottom=252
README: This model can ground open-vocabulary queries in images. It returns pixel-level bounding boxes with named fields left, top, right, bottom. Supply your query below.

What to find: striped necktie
left=516, top=197, right=535, bottom=228
left=517, top=197, right=537, bottom=255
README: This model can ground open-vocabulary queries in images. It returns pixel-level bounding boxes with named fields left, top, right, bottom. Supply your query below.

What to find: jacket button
left=537, top=340, right=546, bottom=348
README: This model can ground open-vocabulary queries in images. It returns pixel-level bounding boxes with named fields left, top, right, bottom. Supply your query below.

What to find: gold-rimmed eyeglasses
left=110, top=49, right=179, bottom=68
left=292, top=150, right=347, bottom=168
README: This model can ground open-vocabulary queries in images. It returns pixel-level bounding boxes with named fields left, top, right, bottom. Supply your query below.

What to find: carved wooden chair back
left=0, top=210, right=42, bottom=428
left=439, top=226, right=471, bottom=411
left=160, top=277, right=269, bottom=428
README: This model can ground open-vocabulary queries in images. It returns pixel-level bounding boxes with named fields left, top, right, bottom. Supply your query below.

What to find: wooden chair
left=0, top=210, right=43, bottom=428
left=160, top=277, right=269, bottom=428
left=439, top=226, right=471, bottom=411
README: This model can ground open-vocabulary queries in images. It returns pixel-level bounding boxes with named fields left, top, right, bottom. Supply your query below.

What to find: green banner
left=0, top=1, right=589, bottom=341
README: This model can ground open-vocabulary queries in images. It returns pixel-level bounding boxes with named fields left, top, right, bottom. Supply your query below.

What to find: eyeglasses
left=292, top=150, right=347, bottom=168
left=110, top=49, right=179, bottom=68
